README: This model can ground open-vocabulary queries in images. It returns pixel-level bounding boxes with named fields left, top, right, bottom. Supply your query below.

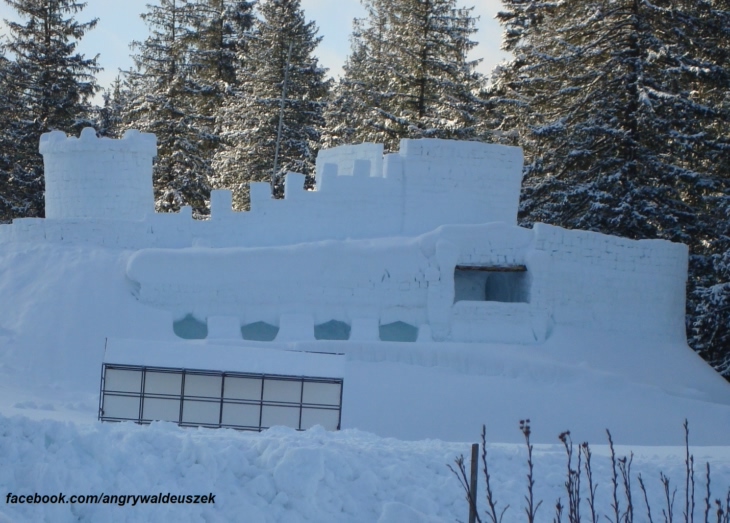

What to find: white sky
left=0, top=0, right=510, bottom=103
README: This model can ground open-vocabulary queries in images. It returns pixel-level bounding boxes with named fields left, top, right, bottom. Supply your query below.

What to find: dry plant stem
left=716, top=490, right=730, bottom=523
left=663, top=472, right=677, bottom=523
left=553, top=498, right=564, bottom=523
left=581, top=442, right=598, bottom=523
left=705, top=463, right=712, bottom=523
left=685, top=420, right=695, bottom=523
left=559, top=431, right=581, bottom=523
left=448, top=454, right=483, bottom=523
left=619, top=453, right=634, bottom=523
left=481, top=425, right=508, bottom=523
left=639, top=474, right=656, bottom=523
left=608, top=430, right=622, bottom=523
left=521, top=419, right=542, bottom=523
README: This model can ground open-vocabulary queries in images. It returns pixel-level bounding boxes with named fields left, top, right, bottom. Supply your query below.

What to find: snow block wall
left=40, top=128, right=156, bottom=221
left=531, top=223, right=689, bottom=340
left=0, top=129, right=690, bottom=345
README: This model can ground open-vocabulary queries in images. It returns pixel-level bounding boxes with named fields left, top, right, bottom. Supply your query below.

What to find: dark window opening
left=241, top=321, right=279, bottom=341
left=173, top=314, right=208, bottom=339
left=454, top=265, right=529, bottom=303
left=379, top=321, right=418, bottom=342
left=314, top=320, right=351, bottom=340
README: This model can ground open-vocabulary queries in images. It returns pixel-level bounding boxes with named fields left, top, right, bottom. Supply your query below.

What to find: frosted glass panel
left=300, top=408, right=340, bottom=431
left=222, top=403, right=260, bottom=427
left=184, top=374, right=221, bottom=398
left=263, top=379, right=301, bottom=403
left=302, top=382, right=341, bottom=406
left=101, top=364, right=341, bottom=431
left=142, top=397, right=180, bottom=422
left=105, top=369, right=142, bottom=393
left=144, top=371, right=182, bottom=395
left=182, top=400, right=220, bottom=425
left=103, top=394, right=140, bottom=419
left=224, top=377, right=261, bottom=400
left=261, top=405, right=300, bottom=429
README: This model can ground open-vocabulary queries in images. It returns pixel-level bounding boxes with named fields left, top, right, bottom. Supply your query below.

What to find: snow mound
left=0, top=414, right=728, bottom=522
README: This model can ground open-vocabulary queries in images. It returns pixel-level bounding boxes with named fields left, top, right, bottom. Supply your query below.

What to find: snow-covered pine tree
left=184, top=0, right=254, bottom=164
left=324, top=0, right=487, bottom=152
left=213, top=0, right=328, bottom=208
left=491, top=0, right=730, bottom=376
left=0, top=50, right=23, bottom=223
left=123, top=0, right=213, bottom=216
left=684, top=0, right=730, bottom=376
left=185, top=0, right=254, bottom=91
left=1, top=0, right=100, bottom=221
left=96, top=76, right=128, bottom=139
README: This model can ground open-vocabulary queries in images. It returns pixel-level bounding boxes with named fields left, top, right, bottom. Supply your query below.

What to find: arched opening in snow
left=314, top=320, right=351, bottom=341
left=173, top=314, right=208, bottom=339
left=379, top=321, right=418, bottom=342
left=241, top=321, right=279, bottom=342
left=454, top=266, right=529, bottom=303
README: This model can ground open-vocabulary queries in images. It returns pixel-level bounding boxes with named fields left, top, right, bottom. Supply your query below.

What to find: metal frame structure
left=99, top=364, right=343, bottom=432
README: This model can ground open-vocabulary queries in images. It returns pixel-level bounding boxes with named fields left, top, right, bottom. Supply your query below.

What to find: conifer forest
left=0, top=0, right=728, bottom=379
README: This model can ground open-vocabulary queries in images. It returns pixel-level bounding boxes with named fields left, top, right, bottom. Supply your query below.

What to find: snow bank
left=0, top=414, right=728, bottom=523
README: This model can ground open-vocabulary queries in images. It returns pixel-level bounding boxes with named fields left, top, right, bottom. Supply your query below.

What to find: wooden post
left=469, top=442, right=479, bottom=523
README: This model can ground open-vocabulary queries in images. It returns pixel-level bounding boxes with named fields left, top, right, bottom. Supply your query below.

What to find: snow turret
left=40, top=127, right=156, bottom=221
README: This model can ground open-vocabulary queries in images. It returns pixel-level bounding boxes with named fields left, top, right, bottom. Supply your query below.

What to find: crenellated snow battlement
left=0, top=128, right=524, bottom=249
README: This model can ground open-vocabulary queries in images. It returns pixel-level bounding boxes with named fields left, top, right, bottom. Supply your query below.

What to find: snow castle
left=0, top=127, right=707, bottom=442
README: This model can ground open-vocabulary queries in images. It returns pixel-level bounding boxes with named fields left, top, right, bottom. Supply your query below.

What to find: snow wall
left=0, top=129, right=718, bottom=444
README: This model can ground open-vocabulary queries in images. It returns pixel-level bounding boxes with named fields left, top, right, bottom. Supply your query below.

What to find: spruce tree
left=123, top=0, right=213, bottom=216
left=96, top=76, right=127, bottom=138
left=213, top=0, right=328, bottom=208
left=324, top=0, right=488, bottom=152
left=184, top=0, right=254, bottom=165
left=491, top=0, right=730, bottom=376
left=185, top=0, right=254, bottom=89
left=0, top=50, right=22, bottom=223
left=2, top=0, right=100, bottom=221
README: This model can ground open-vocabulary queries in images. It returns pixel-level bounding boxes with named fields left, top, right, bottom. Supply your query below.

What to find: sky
left=0, top=0, right=511, bottom=103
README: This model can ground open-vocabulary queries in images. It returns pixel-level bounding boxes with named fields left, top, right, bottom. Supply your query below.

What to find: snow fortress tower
left=0, top=128, right=705, bottom=441
left=40, top=127, right=156, bottom=221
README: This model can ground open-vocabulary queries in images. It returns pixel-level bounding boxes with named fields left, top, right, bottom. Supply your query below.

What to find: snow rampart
left=0, top=130, right=689, bottom=344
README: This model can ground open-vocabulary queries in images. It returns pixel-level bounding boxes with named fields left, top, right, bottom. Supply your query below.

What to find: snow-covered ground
left=1, top=413, right=729, bottom=522
left=1, top=238, right=729, bottom=521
